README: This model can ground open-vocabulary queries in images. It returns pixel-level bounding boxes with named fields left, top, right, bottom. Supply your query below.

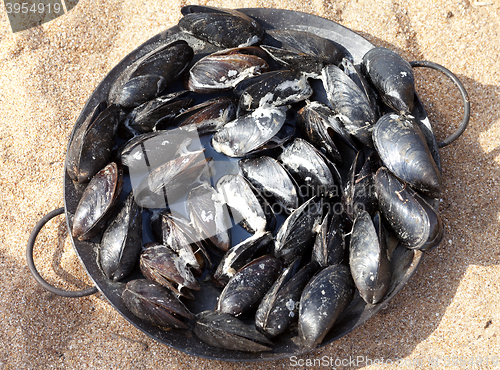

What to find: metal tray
left=27, top=7, right=470, bottom=362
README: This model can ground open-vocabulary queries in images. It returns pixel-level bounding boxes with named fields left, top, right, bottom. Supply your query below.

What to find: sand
left=0, top=0, right=499, bottom=368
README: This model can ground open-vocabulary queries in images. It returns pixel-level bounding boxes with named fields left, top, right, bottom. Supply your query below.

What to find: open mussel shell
left=239, top=70, right=313, bottom=110
left=187, top=51, right=269, bottom=94
left=322, top=64, right=376, bottom=148
left=374, top=167, right=444, bottom=251
left=361, top=46, right=415, bottom=114
left=344, top=150, right=379, bottom=220
left=373, top=113, right=443, bottom=197
left=298, top=264, right=354, bottom=349
left=216, top=174, right=275, bottom=234
left=133, top=150, right=211, bottom=209
left=312, top=211, right=347, bottom=267
left=140, top=242, right=200, bottom=299
left=66, top=102, right=120, bottom=183
left=256, top=260, right=319, bottom=338
left=212, top=231, right=273, bottom=287
left=122, top=279, right=194, bottom=330
left=72, top=162, right=123, bottom=240
left=178, top=8, right=264, bottom=49
left=109, top=40, right=194, bottom=108
left=239, top=156, right=300, bottom=213
left=212, top=106, right=287, bottom=157
left=176, top=96, right=237, bottom=134
left=273, top=197, right=323, bottom=265
left=279, top=138, right=341, bottom=199
left=349, top=211, right=391, bottom=304
left=187, top=182, right=232, bottom=253
left=119, top=93, right=194, bottom=139
left=194, top=311, right=273, bottom=352
left=217, top=255, right=283, bottom=317
left=99, top=191, right=142, bottom=281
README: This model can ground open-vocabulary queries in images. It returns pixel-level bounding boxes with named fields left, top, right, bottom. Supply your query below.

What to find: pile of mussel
left=67, top=6, right=444, bottom=353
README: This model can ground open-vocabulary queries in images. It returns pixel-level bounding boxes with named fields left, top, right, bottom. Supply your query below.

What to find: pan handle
left=410, top=61, right=470, bottom=148
left=26, top=207, right=98, bottom=297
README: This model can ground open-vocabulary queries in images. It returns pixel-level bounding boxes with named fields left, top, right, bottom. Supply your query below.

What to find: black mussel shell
left=99, top=191, right=142, bottom=281
left=374, top=167, right=444, bottom=251
left=212, top=106, right=287, bottom=157
left=187, top=182, right=232, bottom=253
left=118, top=129, right=193, bottom=174
left=133, top=150, right=211, bottom=209
left=239, top=156, right=300, bottom=213
left=194, top=310, right=273, bottom=352
left=349, top=210, right=391, bottom=304
left=213, top=231, right=273, bottom=287
left=297, top=101, right=343, bottom=163
left=216, top=174, right=273, bottom=234
left=72, top=162, right=123, bottom=240
left=217, top=255, right=282, bottom=316
left=140, top=242, right=200, bottom=299
left=233, top=70, right=286, bottom=97
left=176, top=96, right=237, bottom=134
left=239, top=70, right=312, bottom=110
left=67, top=102, right=120, bottom=183
left=322, top=64, right=376, bottom=148
left=373, top=113, right=443, bottom=197
left=187, top=52, right=269, bottom=94
left=122, top=279, right=193, bottom=329
left=108, top=40, right=193, bottom=108
left=178, top=10, right=263, bottom=49
left=256, top=260, right=319, bottom=338
left=312, top=211, right=346, bottom=267
left=119, top=94, right=194, bottom=139
left=344, top=150, right=379, bottom=220
left=279, top=138, right=341, bottom=199
left=298, top=264, right=354, bottom=349
left=260, top=45, right=324, bottom=75
left=273, top=197, right=323, bottom=265
left=362, top=47, right=415, bottom=114
left=266, top=29, right=345, bottom=66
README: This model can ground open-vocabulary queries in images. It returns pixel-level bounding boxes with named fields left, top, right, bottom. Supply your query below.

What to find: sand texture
left=0, top=0, right=499, bottom=368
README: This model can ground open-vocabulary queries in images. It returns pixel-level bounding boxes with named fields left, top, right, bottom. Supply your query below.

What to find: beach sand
left=0, top=0, right=499, bottom=368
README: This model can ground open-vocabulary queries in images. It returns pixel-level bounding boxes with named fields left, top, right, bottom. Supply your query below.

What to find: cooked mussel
left=212, top=231, right=273, bottom=287
left=298, top=264, right=354, bottom=349
left=372, top=113, right=443, bottom=197
left=239, top=70, right=312, bottom=110
left=322, top=64, right=376, bottom=147
left=216, top=255, right=282, bottom=316
left=187, top=182, right=232, bottom=253
left=349, top=210, right=391, bottom=304
left=187, top=48, right=269, bottom=94
left=99, top=191, right=142, bottom=281
left=108, top=40, right=194, bottom=107
left=255, top=260, right=319, bottom=338
left=178, top=8, right=264, bottom=49
left=177, top=96, right=237, bottom=134
left=361, top=47, right=415, bottom=114
left=273, top=197, right=323, bottom=265
left=140, top=242, right=200, bottom=299
left=72, top=162, right=123, bottom=240
left=122, top=279, right=193, bottom=329
left=279, top=138, right=341, bottom=199
left=216, top=174, right=275, bottom=234
left=239, top=156, right=300, bottom=213
left=194, top=310, right=272, bottom=352
left=374, top=167, right=444, bottom=251
left=212, top=106, right=287, bottom=157
left=67, top=102, right=120, bottom=183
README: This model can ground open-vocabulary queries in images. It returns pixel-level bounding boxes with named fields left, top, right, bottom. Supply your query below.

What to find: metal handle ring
left=410, top=60, right=470, bottom=148
left=26, top=207, right=98, bottom=297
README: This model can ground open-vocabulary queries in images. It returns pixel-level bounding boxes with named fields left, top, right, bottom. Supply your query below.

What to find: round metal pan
left=27, top=7, right=469, bottom=362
